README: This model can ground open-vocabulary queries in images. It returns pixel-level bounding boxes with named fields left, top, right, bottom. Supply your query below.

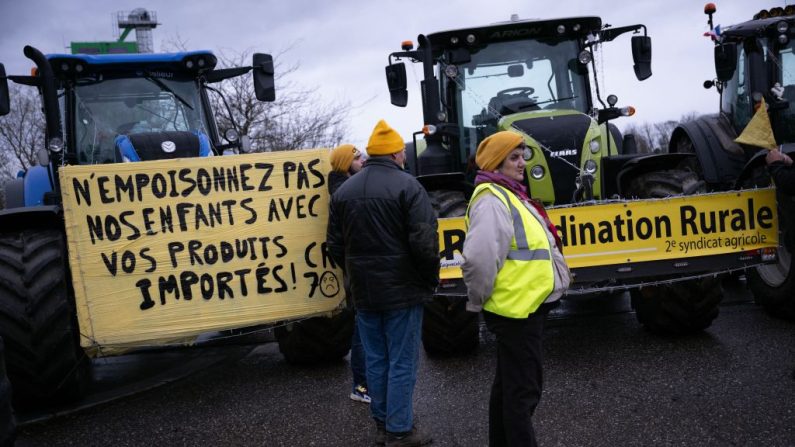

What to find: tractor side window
left=775, top=40, right=795, bottom=141
left=722, top=44, right=750, bottom=131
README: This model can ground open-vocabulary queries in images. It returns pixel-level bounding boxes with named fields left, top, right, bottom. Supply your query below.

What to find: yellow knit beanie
left=475, top=131, right=524, bottom=171
left=366, top=119, right=404, bottom=156
left=330, top=144, right=358, bottom=173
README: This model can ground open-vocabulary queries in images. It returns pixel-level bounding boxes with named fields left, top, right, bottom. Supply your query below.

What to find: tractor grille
left=511, top=113, right=592, bottom=204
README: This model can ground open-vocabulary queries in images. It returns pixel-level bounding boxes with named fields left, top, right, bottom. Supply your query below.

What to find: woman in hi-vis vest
left=462, top=131, right=571, bottom=447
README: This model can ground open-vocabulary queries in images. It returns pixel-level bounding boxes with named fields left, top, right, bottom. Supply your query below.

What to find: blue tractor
left=0, top=46, right=275, bottom=408
left=668, top=4, right=795, bottom=320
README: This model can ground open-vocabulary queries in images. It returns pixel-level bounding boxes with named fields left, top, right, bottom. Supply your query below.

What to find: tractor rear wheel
left=0, top=230, right=89, bottom=408
left=0, top=337, right=16, bottom=447
left=747, top=194, right=795, bottom=320
left=748, top=245, right=795, bottom=320
left=626, top=165, right=722, bottom=334
left=274, top=309, right=354, bottom=365
left=423, top=189, right=479, bottom=356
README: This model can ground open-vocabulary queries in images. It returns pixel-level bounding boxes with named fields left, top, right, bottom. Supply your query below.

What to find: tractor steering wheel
left=496, top=87, right=535, bottom=98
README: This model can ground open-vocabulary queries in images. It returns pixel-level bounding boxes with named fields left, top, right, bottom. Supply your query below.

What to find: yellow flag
left=734, top=97, right=778, bottom=150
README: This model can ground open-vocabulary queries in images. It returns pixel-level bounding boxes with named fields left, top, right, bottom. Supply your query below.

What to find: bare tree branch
left=0, top=84, right=44, bottom=180
left=208, top=48, right=350, bottom=152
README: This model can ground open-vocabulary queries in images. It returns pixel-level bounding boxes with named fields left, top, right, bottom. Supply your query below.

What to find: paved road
left=14, top=289, right=795, bottom=446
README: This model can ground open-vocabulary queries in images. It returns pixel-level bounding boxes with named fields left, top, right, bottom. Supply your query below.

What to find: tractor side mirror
left=252, top=53, right=275, bottom=102
left=631, top=35, right=652, bottom=81
left=386, top=62, right=408, bottom=107
left=0, top=64, right=9, bottom=116
left=714, top=42, right=738, bottom=82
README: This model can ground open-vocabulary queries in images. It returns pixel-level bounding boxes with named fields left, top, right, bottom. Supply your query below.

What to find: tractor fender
left=668, top=114, right=746, bottom=187
left=616, top=152, right=695, bottom=197
left=22, top=165, right=54, bottom=207
left=0, top=205, right=62, bottom=234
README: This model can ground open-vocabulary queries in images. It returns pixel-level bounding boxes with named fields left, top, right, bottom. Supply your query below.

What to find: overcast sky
left=0, top=0, right=769, bottom=149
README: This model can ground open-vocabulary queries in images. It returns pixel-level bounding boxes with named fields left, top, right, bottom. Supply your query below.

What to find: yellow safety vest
left=465, top=183, right=555, bottom=318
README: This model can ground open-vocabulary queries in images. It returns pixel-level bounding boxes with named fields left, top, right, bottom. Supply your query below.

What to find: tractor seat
left=115, top=130, right=213, bottom=162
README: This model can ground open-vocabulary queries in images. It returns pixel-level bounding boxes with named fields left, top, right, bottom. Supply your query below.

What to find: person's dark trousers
left=357, top=304, right=423, bottom=433
left=483, top=308, right=547, bottom=447
left=350, top=312, right=367, bottom=390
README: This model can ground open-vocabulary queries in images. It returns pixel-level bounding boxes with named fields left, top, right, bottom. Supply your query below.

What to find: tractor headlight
left=578, top=50, right=592, bottom=65
left=584, top=159, right=598, bottom=174
left=776, top=21, right=789, bottom=34
left=523, top=147, right=533, bottom=161
left=530, top=165, right=545, bottom=179
left=589, top=139, right=601, bottom=154
left=224, top=128, right=240, bottom=142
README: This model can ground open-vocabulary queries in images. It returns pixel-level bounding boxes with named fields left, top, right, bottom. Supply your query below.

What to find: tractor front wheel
left=630, top=278, right=722, bottom=335
left=274, top=309, right=354, bottom=365
left=422, top=189, right=479, bottom=356
left=422, top=296, right=479, bottom=356
left=0, top=337, right=16, bottom=447
left=625, top=165, right=722, bottom=334
left=0, top=230, right=89, bottom=408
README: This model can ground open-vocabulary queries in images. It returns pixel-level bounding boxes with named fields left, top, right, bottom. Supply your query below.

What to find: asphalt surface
left=13, top=283, right=795, bottom=447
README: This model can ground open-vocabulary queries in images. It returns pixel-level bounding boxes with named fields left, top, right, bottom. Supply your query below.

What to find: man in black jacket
left=327, top=119, right=439, bottom=446
left=328, top=144, right=370, bottom=405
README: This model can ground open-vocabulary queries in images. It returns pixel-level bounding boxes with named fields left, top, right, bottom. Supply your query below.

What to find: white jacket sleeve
left=461, top=193, right=513, bottom=312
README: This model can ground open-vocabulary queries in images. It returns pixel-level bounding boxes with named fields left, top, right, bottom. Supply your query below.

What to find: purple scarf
left=475, top=171, right=530, bottom=201
left=474, top=170, right=563, bottom=250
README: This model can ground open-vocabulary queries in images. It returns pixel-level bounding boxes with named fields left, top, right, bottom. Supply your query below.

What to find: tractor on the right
left=669, top=3, right=795, bottom=319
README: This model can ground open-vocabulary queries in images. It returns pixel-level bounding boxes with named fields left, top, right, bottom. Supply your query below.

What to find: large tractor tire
left=423, top=189, right=479, bottom=356
left=274, top=309, right=354, bottom=365
left=428, top=189, right=468, bottom=218
left=422, top=295, right=479, bottom=356
left=747, top=192, right=795, bottom=320
left=0, top=337, right=16, bottom=447
left=630, top=278, right=723, bottom=335
left=748, top=245, right=795, bottom=320
left=0, top=229, right=89, bottom=408
left=626, top=165, right=723, bottom=334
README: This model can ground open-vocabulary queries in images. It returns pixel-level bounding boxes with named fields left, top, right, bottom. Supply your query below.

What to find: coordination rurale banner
left=437, top=188, right=779, bottom=279
left=60, top=149, right=343, bottom=354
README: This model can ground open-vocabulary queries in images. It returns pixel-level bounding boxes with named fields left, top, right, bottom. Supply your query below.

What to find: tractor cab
left=0, top=47, right=275, bottom=207
left=707, top=5, right=795, bottom=144
left=385, top=15, right=652, bottom=205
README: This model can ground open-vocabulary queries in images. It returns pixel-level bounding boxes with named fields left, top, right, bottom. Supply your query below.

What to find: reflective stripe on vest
left=466, top=183, right=555, bottom=318
left=487, top=186, right=552, bottom=263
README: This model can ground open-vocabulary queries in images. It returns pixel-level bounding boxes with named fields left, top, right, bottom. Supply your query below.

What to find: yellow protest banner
left=60, top=149, right=343, bottom=354
left=438, top=189, right=778, bottom=278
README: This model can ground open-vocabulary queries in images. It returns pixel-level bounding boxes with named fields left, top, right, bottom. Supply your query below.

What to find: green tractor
left=669, top=3, right=795, bottom=319
left=384, top=15, right=735, bottom=355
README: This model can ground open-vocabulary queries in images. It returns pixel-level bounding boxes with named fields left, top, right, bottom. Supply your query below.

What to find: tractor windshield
left=449, top=37, right=588, bottom=156
left=73, top=76, right=207, bottom=164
